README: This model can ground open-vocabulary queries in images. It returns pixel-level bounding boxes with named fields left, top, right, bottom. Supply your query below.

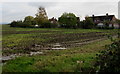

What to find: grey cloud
left=1, top=2, right=118, bottom=23
left=47, top=2, right=118, bottom=19
left=28, top=2, right=59, bottom=8
left=2, top=2, right=37, bottom=23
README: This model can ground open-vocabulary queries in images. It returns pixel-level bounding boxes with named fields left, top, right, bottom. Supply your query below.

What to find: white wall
left=113, top=23, right=119, bottom=29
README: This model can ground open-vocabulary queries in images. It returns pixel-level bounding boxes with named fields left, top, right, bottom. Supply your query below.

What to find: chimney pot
left=106, top=13, right=108, bottom=16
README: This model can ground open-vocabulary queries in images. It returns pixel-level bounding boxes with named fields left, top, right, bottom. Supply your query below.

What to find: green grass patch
left=2, top=39, right=112, bottom=72
left=2, top=53, right=95, bottom=72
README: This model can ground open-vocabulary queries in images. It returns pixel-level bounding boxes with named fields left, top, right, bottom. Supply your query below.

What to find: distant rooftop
left=89, top=13, right=115, bottom=21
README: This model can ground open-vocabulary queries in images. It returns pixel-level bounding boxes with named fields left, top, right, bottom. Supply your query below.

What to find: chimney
left=106, top=13, right=108, bottom=16
left=92, top=14, right=95, bottom=22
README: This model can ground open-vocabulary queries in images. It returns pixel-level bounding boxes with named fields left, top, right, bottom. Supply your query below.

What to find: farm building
left=89, top=13, right=120, bottom=29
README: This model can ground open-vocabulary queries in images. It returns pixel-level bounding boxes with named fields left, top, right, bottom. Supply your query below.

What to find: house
left=89, top=13, right=120, bottom=29
left=49, top=17, right=58, bottom=24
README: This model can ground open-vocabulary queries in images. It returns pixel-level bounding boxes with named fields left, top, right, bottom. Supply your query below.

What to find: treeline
left=9, top=7, right=95, bottom=29
left=9, top=7, right=120, bottom=29
left=10, top=7, right=58, bottom=28
left=9, top=13, right=95, bottom=29
left=10, top=17, right=58, bottom=28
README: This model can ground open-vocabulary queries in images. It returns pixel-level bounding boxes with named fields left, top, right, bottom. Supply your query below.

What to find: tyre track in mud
left=1, top=32, right=117, bottom=62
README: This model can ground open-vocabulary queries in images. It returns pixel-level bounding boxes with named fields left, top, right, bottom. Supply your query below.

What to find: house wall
left=112, top=16, right=117, bottom=22
left=113, top=23, right=120, bottom=29
left=112, top=16, right=120, bottom=29
left=109, top=24, right=113, bottom=27
left=97, top=23, right=104, bottom=28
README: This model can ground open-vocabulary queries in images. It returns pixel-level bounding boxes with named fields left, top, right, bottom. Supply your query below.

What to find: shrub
left=10, top=20, right=34, bottom=28
left=84, top=17, right=95, bottom=29
left=10, top=21, right=18, bottom=27
left=94, top=34, right=120, bottom=72
left=77, top=21, right=85, bottom=28
left=40, top=21, right=58, bottom=28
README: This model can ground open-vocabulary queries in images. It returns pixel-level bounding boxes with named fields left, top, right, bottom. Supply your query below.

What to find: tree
left=58, top=12, right=77, bottom=28
left=103, top=20, right=110, bottom=29
left=10, top=20, right=32, bottom=28
left=35, top=7, right=48, bottom=26
left=77, top=21, right=85, bottom=28
left=23, top=16, right=35, bottom=25
left=84, top=17, right=95, bottom=29
left=10, top=20, right=23, bottom=27
left=10, top=21, right=18, bottom=27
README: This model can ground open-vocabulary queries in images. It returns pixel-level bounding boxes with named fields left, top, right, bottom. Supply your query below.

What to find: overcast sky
left=1, top=0, right=120, bottom=24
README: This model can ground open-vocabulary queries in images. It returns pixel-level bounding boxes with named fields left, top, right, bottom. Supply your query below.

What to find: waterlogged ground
left=2, top=25, right=120, bottom=72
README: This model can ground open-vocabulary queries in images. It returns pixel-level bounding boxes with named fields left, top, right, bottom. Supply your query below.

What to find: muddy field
left=1, top=25, right=120, bottom=72
left=2, top=25, right=119, bottom=56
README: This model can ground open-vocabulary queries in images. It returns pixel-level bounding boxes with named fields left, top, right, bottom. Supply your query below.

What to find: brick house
left=89, top=13, right=120, bottom=29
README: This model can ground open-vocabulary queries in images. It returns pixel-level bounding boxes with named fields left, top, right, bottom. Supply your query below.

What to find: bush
left=10, top=21, right=18, bottom=27
left=77, top=17, right=95, bottom=29
left=40, top=21, right=58, bottom=28
left=10, top=20, right=34, bottom=28
left=10, top=20, right=23, bottom=27
left=94, top=34, right=120, bottom=72
left=84, top=17, right=95, bottom=29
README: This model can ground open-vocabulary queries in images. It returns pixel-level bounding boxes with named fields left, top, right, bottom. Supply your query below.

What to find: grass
left=3, top=53, right=95, bottom=72
left=0, top=64, right=2, bottom=74
left=2, top=39, right=113, bottom=72
left=2, top=25, right=119, bottom=33
left=2, top=25, right=119, bottom=72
